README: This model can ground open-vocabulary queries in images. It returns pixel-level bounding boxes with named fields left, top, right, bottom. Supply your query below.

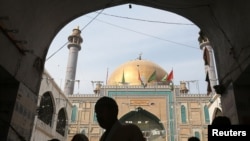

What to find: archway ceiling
left=0, top=0, right=230, bottom=58
left=1, top=0, right=250, bottom=92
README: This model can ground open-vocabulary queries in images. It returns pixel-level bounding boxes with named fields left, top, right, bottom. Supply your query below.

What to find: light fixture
left=129, top=3, right=132, bottom=9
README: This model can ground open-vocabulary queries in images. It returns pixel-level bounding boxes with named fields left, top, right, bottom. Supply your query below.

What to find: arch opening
left=119, top=107, right=166, bottom=141
left=45, top=4, right=206, bottom=95
left=37, top=92, right=54, bottom=126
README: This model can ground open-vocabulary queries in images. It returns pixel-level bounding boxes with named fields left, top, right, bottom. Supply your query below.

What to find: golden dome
left=107, top=58, right=168, bottom=86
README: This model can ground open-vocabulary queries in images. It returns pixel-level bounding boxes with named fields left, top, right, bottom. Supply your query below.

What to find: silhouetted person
left=48, top=139, right=60, bottom=141
left=95, top=96, right=145, bottom=141
left=212, top=116, right=231, bottom=125
left=188, top=136, right=200, bottom=141
left=71, top=133, right=89, bottom=141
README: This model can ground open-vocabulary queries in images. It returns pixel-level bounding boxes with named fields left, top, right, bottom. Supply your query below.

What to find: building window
left=93, top=103, right=98, bottom=122
left=71, top=105, right=77, bottom=122
left=93, top=111, right=98, bottom=122
left=194, top=131, right=200, bottom=139
left=38, top=92, right=54, bottom=126
left=181, top=105, right=187, bottom=123
left=204, top=105, right=210, bottom=123
left=56, top=108, right=67, bottom=136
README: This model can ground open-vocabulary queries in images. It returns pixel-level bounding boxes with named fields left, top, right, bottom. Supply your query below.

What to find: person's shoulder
left=121, top=124, right=145, bottom=141
left=122, top=124, right=141, bottom=132
left=188, top=136, right=200, bottom=141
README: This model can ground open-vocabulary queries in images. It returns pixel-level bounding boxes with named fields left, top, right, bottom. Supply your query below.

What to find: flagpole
left=137, top=65, right=141, bottom=87
left=166, top=68, right=174, bottom=90
left=172, top=68, right=174, bottom=91
left=137, top=64, right=146, bottom=88
left=106, top=67, right=109, bottom=85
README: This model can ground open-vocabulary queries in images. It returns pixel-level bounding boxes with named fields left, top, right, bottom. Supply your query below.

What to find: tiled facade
left=67, top=85, right=212, bottom=141
left=31, top=70, right=223, bottom=141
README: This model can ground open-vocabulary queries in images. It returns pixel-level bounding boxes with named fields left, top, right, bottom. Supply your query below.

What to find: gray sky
left=45, top=4, right=208, bottom=94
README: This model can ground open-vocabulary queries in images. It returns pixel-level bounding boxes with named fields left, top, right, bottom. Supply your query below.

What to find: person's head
left=212, top=116, right=231, bottom=125
left=95, top=96, right=118, bottom=130
left=188, top=136, right=200, bottom=141
left=48, top=139, right=60, bottom=141
left=71, top=133, right=89, bottom=141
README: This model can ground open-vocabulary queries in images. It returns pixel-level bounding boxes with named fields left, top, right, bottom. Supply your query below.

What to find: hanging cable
left=95, top=12, right=194, bottom=25
left=46, top=41, right=68, bottom=61
left=46, top=4, right=201, bottom=61
left=80, top=9, right=105, bottom=31
left=46, top=9, right=105, bottom=61
left=85, top=15, right=198, bottom=49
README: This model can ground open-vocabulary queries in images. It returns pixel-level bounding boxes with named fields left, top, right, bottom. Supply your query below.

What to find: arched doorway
left=119, top=107, right=166, bottom=141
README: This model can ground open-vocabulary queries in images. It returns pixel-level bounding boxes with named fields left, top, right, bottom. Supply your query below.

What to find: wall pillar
left=220, top=82, right=250, bottom=124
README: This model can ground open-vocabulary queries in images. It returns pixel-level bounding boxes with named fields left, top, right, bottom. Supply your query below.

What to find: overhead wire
left=85, top=15, right=198, bottom=49
left=46, top=9, right=105, bottom=61
left=95, top=12, right=195, bottom=25
left=46, top=8, right=199, bottom=61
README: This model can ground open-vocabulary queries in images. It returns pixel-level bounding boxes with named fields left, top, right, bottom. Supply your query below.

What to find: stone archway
left=1, top=0, right=250, bottom=140
left=119, top=107, right=166, bottom=141
left=1, top=1, right=248, bottom=94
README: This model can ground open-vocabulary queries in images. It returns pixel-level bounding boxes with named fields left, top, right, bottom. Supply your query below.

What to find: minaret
left=64, top=26, right=83, bottom=95
left=198, top=31, right=217, bottom=95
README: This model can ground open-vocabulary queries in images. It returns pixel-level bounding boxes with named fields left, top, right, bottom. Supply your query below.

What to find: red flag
left=167, top=69, right=173, bottom=81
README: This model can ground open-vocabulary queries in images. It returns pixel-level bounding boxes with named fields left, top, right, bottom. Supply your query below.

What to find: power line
left=85, top=15, right=198, bottom=49
left=46, top=10, right=198, bottom=61
left=46, top=9, right=105, bottom=61
left=81, top=9, right=105, bottom=31
left=46, top=41, right=68, bottom=61
left=96, top=12, right=195, bottom=25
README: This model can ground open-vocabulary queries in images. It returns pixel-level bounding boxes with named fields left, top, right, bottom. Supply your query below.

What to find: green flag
left=161, top=74, right=168, bottom=81
left=148, top=70, right=156, bottom=83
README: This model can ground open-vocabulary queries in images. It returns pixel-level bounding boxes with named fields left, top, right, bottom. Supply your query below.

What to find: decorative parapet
left=102, top=85, right=171, bottom=89
left=177, top=94, right=210, bottom=97
left=68, top=94, right=100, bottom=98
